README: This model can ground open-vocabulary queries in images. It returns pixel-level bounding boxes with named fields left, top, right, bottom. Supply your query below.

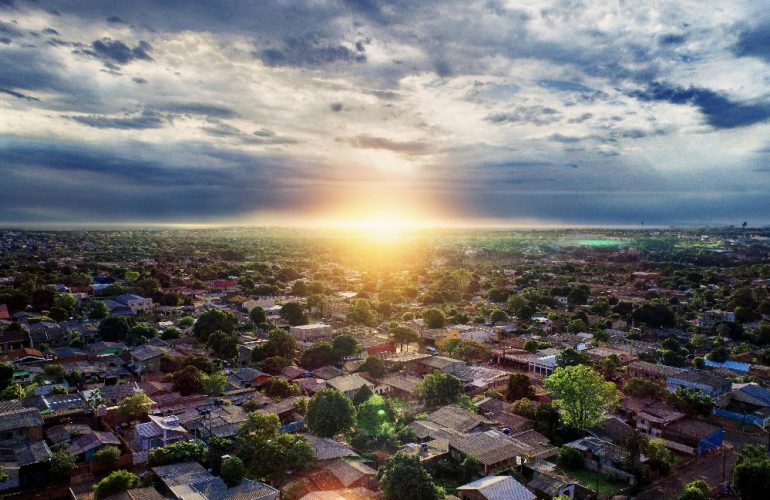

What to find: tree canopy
left=416, top=371, right=462, bottom=407
left=543, top=364, right=618, bottom=432
left=305, top=388, right=356, bottom=437
left=377, top=451, right=441, bottom=500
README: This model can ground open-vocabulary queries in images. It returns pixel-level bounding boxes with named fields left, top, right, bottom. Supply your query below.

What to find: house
left=450, top=365, right=509, bottom=395
left=326, top=374, right=375, bottom=399
left=425, top=405, right=496, bottom=434
left=116, top=294, right=153, bottom=313
left=0, top=329, right=32, bottom=352
left=715, top=383, right=770, bottom=428
left=528, top=354, right=558, bottom=377
left=667, top=370, right=732, bottom=399
left=290, top=324, right=333, bottom=342
left=309, top=458, right=377, bottom=491
left=313, top=366, right=343, bottom=381
left=302, top=434, right=359, bottom=461
left=660, top=418, right=723, bottom=455
left=564, top=436, right=635, bottom=484
left=134, top=415, right=190, bottom=451
left=130, top=345, right=165, bottom=373
left=0, top=439, right=52, bottom=491
left=231, top=367, right=272, bottom=388
left=626, top=360, right=684, bottom=384
left=449, top=428, right=556, bottom=476
left=418, top=355, right=465, bottom=376
left=380, top=373, right=421, bottom=400
left=474, top=397, right=533, bottom=434
left=153, top=461, right=279, bottom=500
left=0, top=403, right=44, bottom=442
left=67, top=430, right=121, bottom=462
left=457, top=475, right=536, bottom=500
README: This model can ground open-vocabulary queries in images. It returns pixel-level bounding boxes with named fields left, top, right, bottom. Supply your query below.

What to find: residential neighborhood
left=0, top=227, right=769, bottom=499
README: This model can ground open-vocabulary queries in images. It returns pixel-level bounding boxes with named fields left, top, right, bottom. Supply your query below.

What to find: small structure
left=456, top=475, right=536, bottom=500
left=134, top=415, right=189, bottom=451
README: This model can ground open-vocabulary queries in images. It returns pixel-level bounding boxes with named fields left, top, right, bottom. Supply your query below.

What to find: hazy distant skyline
left=1, top=1, right=769, bottom=227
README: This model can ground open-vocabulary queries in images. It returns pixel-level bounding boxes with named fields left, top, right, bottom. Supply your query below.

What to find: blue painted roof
left=704, top=359, right=750, bottom=373
left=740, top=384, right=770, bottom=406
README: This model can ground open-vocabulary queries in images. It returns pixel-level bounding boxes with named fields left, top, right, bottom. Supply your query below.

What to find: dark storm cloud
left=0, top=137, right=319, bottom=222
left=486, top=106, right=561, bottom=126
left=733, top=23, right=770, bottom=62
left=200, top=120, right=297, bottom=145
left=106, top=16, right=127, bottom=25
left=159, top=102, right=238, bottom=119
left=80, top=38, right=153, bottom=66
left=630, top=82, right=770, bottom=129
left=0, top=87, right=39, bottom=101
left=659, top=34, right=686, bottom=46
left=537, top=80, right=593, bottom=93
left=66, top=110, right=169, bottom=129
left=345, top=135, right=431, bottom=155
left=257, top=37, right=366, bottom=67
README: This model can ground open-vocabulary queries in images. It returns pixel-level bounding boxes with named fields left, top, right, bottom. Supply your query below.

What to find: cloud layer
left=1, top=1, right=770, bottom=226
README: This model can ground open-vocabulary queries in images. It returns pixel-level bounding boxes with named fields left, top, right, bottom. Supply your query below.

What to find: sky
left=1, top=0, right=770, bottom=228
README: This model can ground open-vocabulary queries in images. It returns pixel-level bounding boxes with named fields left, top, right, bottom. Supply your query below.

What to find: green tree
left=126, top=323, right=158, bottom=345
left=544, top=364, right=619, bottom=432
left=207, top=330, right=239, bottom=359
left=667, top=387, right=715, bottom=417
left=557, top=446, right=584, bottom=470
left=352, top=384, right=374, bottom=406
left=391, top=325, right=419, bottom=352
left=98, top=316, right=132, bottom=342
left=357, top=394, right=394, bottom=437
left=263, top=377, right=301, bottom=398
left=567, top=287, right=589, bottom=306
left=193, top=308, right=237, bottom=342
left=280, top=301, right=308, bottom=326
left=644, top=438, right=673, bottom=475
left=678, top=480, right=709, bottom=500
left=416, top=371, right=462, bottom=406
left=249, top=306, right=267, bottom=325
left=50, top=447, right=76, bottom=482
left=507, top=373, right=536, bottom=402
left=148, top=440, right=206, bottom=466
left=53, top=293, right=77, bottom=316
left=733, top=445, right=770, bottom=500
left=202, top=372, right=227, bottom=396
left=0, top=363, right=13, bottom=392
left=556, top=347, right=589, bottom=367
left=161, top=327, right=182, bottom=340
left=361, top=356, right=386, bottom=378
left=207, top=436, right=233, bottom=475
left=235, top=412, right=315, bottom=482
left=93, top=470, right=139, bottom=499
left=93, top=445, right=121, bottom=465
left=172, top=365, right=205, bottom=395
left=377, top=451, right=440, bottom=500
left=300, top=341, right=337, bottom=369
left=220, top=456, right=244, bottom=487
left=348, top=299, right=375, bottom=325
left=117, top=393, right=153, bottom=421
left=306, top=388, right=356, bottom=437
left=442, top=338, right=491, bottom=362
left=622, top=377, right=664, bottom=399
left=86, top=300, right=110, bottom=320
left=422, top=308, right=446, bottom=329
left=332, top=334, right=360, bottom=360
left=260, top=356, right=291, bottom=374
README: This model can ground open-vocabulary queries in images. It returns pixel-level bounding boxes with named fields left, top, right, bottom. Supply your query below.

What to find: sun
left=331, top=211, right=425, bottom=239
